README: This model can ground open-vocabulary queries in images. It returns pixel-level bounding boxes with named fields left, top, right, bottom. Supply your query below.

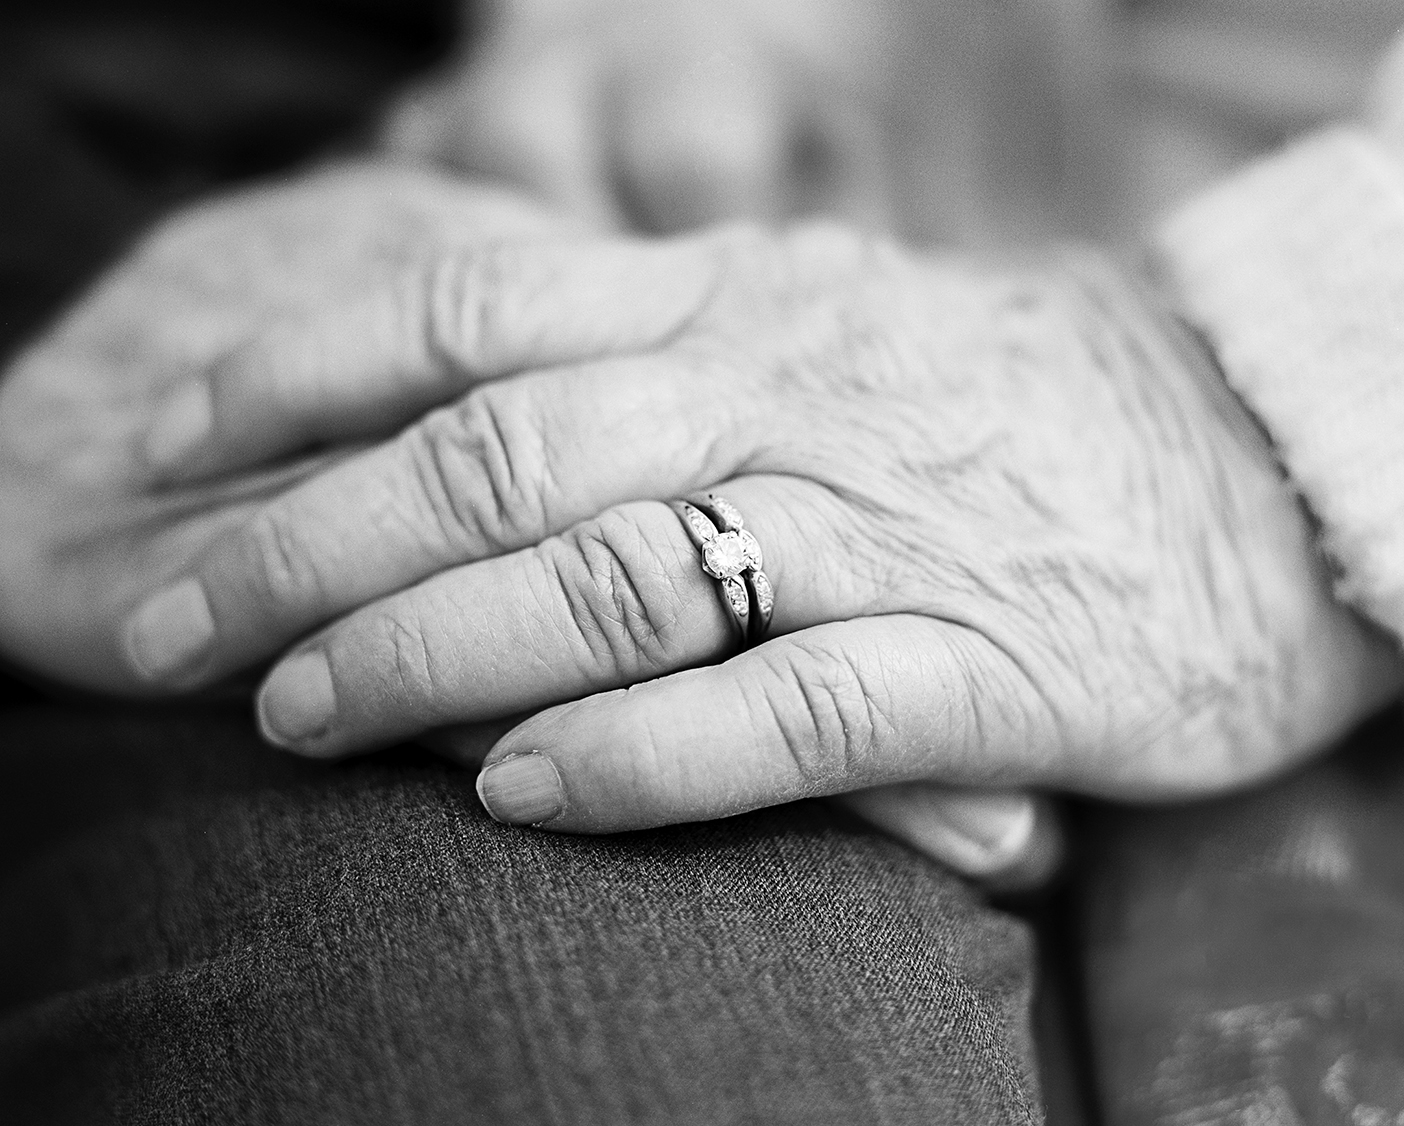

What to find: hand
left=116, top=224, right=1402, bottom=832
left=378, top=0, right=1055, bottom=875
left=0, top=161, right=566, bottom=692
left=0, top=155, right=1050, bottom=885
left=379, top=0, right=907, bottom=235
left=0, top=162, right=1057, bottom=884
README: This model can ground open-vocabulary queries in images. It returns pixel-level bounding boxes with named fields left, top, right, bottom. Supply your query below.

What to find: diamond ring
left=670, top=493, right=774, bottom=650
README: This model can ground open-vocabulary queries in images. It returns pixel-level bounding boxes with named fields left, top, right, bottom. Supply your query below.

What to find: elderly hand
left=379, top=0, right=911, bottom=235
left=0, top=169, right=1053, bottom=884
left=375, top=0, right=1058, bottom=873
left=0, top=161, right=565, bottom=692
left=115, top=224, right=1401, bottom=835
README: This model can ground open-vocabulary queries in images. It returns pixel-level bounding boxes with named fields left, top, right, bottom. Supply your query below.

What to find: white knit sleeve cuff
left=1154, top=127, right=1404, bottom=640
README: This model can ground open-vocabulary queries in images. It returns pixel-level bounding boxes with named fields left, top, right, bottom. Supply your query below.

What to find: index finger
left=142, top=232, right=726, bottom=479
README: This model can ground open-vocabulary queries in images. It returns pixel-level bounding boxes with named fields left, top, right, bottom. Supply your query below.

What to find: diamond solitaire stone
left=702, top=530, right=761, bottom=580
left=703, top=532, right=747, bottom=579
left=670, top=494, right=773, bottom=649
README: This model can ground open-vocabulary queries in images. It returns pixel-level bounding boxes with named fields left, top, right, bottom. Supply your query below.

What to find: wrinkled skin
left=81, top=219, right=1399, bottom=831
left=0, top=162, right=563, bottom=692
left=0, top=164, right=1065, bottom=880
left=0, top=0, right=1107, bottom=885
left=366, top=0, right=1069, bottom=869
left=374, top=0, right=1081, bottom=865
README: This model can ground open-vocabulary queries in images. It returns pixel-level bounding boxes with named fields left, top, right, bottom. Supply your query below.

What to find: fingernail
left=934, top=792, right=1035, bottom=861
left=124, top=579, right=215, bottom=680
left=144, top=382, right=211, bottom=468
left=476, top=752, right=565, bottom=825
left=258, top=651, right=336, bottom=748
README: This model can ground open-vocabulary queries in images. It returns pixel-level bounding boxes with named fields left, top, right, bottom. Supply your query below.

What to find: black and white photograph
left=2, top=0, right=1404, bottom=1122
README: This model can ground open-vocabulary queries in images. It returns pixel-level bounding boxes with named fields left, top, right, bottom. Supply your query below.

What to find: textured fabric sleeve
left=1152, top=126, right=1404, bottom=640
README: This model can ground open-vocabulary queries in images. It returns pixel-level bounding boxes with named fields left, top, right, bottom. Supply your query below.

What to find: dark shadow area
left=0, top=0, right=460, bottom=362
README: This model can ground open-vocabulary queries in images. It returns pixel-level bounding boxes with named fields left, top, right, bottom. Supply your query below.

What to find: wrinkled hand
left=0, top=167, right=1051, bottom=883
left=0, top=161, right=565, bottom=692
left=380, top=0, right=908, bottom=234
left=376, top=0, right=1052, bottom=870
left=115, top=224, right=1401, bottom=835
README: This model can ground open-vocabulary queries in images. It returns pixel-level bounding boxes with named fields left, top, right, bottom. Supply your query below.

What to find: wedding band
left=670, top=493, right=774, bottom=650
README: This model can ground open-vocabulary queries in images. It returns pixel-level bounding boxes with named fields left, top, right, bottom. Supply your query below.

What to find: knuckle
left=423, top=241, right=518, bottom=374
left=242, top=510, right=326, bottom=614
left=750, top=642, right=878, bottom=790
left=401, top=387, right=549, bottom=555
left=547, top=511, right=683, bottom=680
left=380, top=608, right=444, bottom=704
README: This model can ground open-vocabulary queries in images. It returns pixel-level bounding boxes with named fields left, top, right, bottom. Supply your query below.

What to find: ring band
left=670, top=493, right=774, bottom=650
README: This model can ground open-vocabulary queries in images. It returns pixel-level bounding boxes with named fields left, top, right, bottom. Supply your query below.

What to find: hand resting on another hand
left=0, top=168, right=1061, bottom=885
left=101, top=220, right=1400, bottom=840
left=0, top=161, right=563, bottom=693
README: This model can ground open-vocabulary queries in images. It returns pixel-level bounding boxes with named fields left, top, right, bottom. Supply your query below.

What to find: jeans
left=0, top=704, right=1045, bottom=1124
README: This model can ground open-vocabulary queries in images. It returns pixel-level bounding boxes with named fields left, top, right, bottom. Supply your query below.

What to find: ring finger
left=120, top=354, right=753, bottom=688
left=255, top=475, right=861, bottom=758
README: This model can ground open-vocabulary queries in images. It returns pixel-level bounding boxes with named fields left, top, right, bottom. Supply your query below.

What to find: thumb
left=834, top=785, right=1064, bottom=891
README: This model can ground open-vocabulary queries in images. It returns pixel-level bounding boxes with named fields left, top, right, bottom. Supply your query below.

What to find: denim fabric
left=0, top=704, right=1043, bottom=1125
left=1081, top=710, right=1404, bottom=1126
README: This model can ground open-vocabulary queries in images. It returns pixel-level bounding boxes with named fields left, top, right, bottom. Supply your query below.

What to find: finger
left=140, top=229, right=725, bottom=479
left=250, top=473, right=846, bottom=757
left=121, top=356, right=748, bottom=687
left=469, top=614, right=1055, bottom=834
left=833, top=785, right=1063, bottom=890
